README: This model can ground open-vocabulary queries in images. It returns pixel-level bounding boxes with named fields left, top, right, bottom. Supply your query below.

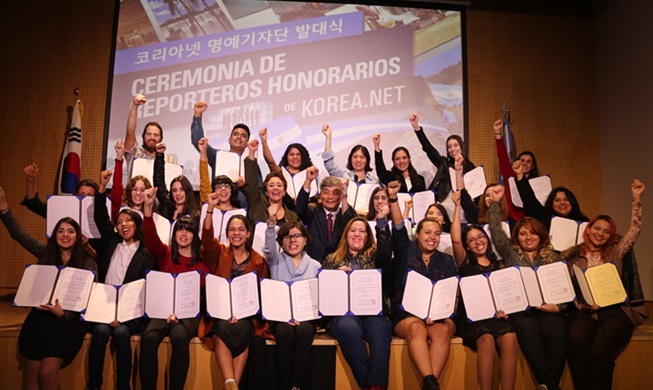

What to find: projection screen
left=106, top=1, right=465, bottom=189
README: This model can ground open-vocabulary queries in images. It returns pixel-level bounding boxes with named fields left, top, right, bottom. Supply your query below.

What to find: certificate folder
left=401, top=270, right=458, bottom=322
left=206, top=272, right=260, bottom=320
left=573, top=262, right=627, bottom=308
left=460, top=267, right=531, bottom=322
left=317, top=269, right=383, bottom=316
left=82, top=279, right=146, bottom=323
left=260, top=278, right=320, bottom=323
left=549, top=217, right=589, bottom=251
left=346, top=182, right=380, bottom=214
left=13, top=264, right=95, bottom=312
left=145, top=270, right=201, bottom=319
left=282, top=167, right=318, bottom=200
left=199, top=205, right=247, bottom=245
left=46, top=195, right=111, bottom=239
left=519, top=262, right=575, bottom=307
left=397, top=190, right=436, bottom=225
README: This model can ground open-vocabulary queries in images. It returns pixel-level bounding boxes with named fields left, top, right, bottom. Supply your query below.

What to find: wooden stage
left=1, top=288, right=651, bottom=389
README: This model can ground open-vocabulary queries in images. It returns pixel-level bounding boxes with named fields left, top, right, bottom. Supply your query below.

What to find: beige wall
left=0, top=1, right=643, bottom=293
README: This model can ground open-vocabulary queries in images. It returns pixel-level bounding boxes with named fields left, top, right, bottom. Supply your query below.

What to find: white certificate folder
left=401, top=270, right=458, bottom=322
left=82, top=279, right=146, bottom=324
left=206, top=272, right=260, bottom=320
left=260, top=278, right=320, bottom=323
left=318, top=269, right=383, bottom=316
left=13, top=264, right=95, bottom=312
left=145, top=270, right=201, bottom=319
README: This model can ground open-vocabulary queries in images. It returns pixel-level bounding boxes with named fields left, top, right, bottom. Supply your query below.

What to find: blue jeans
left=87, top=321, right=139, bottom=390
left=327, top=315, right=392, bottom=388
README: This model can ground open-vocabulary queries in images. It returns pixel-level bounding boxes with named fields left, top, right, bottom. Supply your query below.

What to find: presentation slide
left=107, top=1, right=464, bottom=188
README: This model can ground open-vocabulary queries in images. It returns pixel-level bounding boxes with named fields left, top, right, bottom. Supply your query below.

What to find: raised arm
left=243, top=139, right=264, bottom=212
left=411, top=112, right=446, bottom=168
left=201, top=191, right=222, bottom=269
left=616, top=179, right=645, bottom=259
left=198, top=137, right=212, bottom=203
left=373, top=205, right=393, bottom=270
left=0, top=186, right=46, bottom=257
left=124, top=94, right=146, bottom=153
left=153, top=143, right=170, bottom=217
left=263, top=204, right=281, bottom=265
left=20, top=163, right=47, bottom=218
left=258, top=127, right=281, bottom=174
left=191, top=101, right=217, bottom=172
left=321, top=123, right=349, bottom=179
left=450, top=191, right=466, bottom=267
left=95, top=172, right=117, bottom=240
left=295, top=166, right=319, bottom=224
left=514, top=165, right=547, bottom=224
left=373, top=134, right=394, bottom=186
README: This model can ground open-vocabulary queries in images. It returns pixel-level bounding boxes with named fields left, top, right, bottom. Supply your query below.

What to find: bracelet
left=388, top=197, right=398, bottom=203
left=206, top=211, right=213, bottom=214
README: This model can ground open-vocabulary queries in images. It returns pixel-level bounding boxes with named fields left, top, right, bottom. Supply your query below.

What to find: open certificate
left=509, top=175, right=552, bottom=208
left=282, top=167, right=318, bottom=200
left=347, top=182, right=380, bottom=213
left=549, top=217, right=589, bottom=251
left=260, top=278, right=320, bottom=322
left=519, top=262, right=575, bottom=307
left=397, top=190, right=436, bottom=224
left=401, top=270, right=458, bottom=321
left=199, top=204, right=247, bottom=244
left=317, top=269, right=383, bottom=316
left=13, top=264, right=95, bottom=312
left=459, top=274, right=497, bottom=322
left=131, top=158, right=183, bottom=189
left=46, top=195, right=111, bottom=239
left=206, top=273, right=260, bottom=320
left=487, top=267, right=529, bottom=315
left=215, top=151, right=244, bottom=182
left=82, top=279, right=146, bottom=323
left=449, top=166, right=487, bottom=199
left=145, top=270, right=201, bottom=319
left=573, top=263, right=627, bottom=308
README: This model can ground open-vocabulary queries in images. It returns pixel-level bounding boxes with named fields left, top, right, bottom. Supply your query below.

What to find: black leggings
left=139, top=318, right=200, bottom=390
left=271, top=321, right=316, bottom=389
left=567, top=306, right=633, bottom=390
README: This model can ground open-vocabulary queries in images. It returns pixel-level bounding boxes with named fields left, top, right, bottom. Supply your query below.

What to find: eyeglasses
left=283, top=233, right=304, bottom=242
left=214, top=183, right=231, bottom=190
left=466, top=234, right=487, bottom=245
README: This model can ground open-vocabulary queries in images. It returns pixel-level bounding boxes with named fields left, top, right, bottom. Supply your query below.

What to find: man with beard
left=122, top=94, right=178, bottom=185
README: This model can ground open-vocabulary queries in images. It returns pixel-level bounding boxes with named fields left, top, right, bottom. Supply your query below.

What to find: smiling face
left=171, top=181, right=186, bottom=206
left=447, top=138, right=462, bottom=159
left=373, top=190, right=389, bottom=213
left=483, top=186, right=494, bottom=207
left=55, top=222, right=78, bottom=250
left=228, top=127, right=249, bottom=152
left=392, top=149, right=410, bottom=172
left=130, top=180, right=147, bottom=206
left=519, top=153, right=534, bottom=175
left=265, top=177, right=286, bottom=203
left=142, top=125, right=162, bottom=153
left=416, top=220, right=441, bottom=254
left=552, top=191, right=571, bottom=217
left=587, top=219, right=612, bottom=249
left=214, top=182, right=233, bottom=203
left=116, top=213, right=136, bottom=244
left=226, top=218, right=250, bottom=249
left=517, top=225, right=540, bottom=252
left=346, top=221, right=368, bottom=254
left=286, top=147, right=302, bottom=171
left=320, top=185, right=342, bottom=212
left=465, top=228, right=489, bottom=257
left=175, top=227, right=194, bottom=249
left=425, top=205, right=445, bottom=225
left=350, top=149, right=368, bottom=172
left=281, top=227, right=306, bottom=257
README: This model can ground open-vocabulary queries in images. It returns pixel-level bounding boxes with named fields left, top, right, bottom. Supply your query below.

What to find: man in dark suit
left=295, top=167, right=356, bottom=262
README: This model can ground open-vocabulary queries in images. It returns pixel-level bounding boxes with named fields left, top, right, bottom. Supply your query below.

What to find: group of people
left=0, top=94, right=646, bottom=390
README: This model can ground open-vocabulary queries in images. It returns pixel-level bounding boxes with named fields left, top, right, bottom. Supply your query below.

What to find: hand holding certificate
left=206, top=273, right=260, bottom=320
left=145, top=270, right=201, bottom=319
left=401, top=270, right=458, bottom=322
left=82, top=279, right=146, bottom=324
left=573, top=263, right=627, bottom=308
left=14, top=264, right=95, bottom=312
left=260, top=278, right=320, bottom=323
left=318, top=269, right=383, bottom=316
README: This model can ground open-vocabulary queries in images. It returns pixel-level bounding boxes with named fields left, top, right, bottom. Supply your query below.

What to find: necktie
left=327, top=212, right=333, bottom=242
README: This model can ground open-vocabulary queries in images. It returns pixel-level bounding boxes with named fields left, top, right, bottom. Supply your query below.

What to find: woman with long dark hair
left=372, top=133, right=425, bottom=193
left=87, top=171, right=153, bottom=390
left=451, top=191, right=518, bottom=390
left=198, top=191, right=268, bottom=390
left=562, top=179, right=645, bottom=390
left=410, top=113, right=475, bottom=201
left=0, top=186, right=96, bottom=390
left=139, top=187, right=210, bottom=390
left=154, top=143, right=198, bottom=221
